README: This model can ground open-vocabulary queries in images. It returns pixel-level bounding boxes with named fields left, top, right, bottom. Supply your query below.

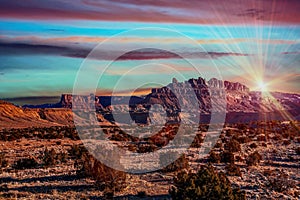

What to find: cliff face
left=21, top=76, right=299, bottom=116
left=0, top=100, right=110, bottom=129
left=16, top=77, right=299, bottom=125
left=142, top=77, right=299, bottom=115
left=58, top=94, right=103, bottom=110
left=144, top=77, right=249, bottom=114
left=57, top=94, right=144, bottom=110
left=0, top=101, right=68, bottom=129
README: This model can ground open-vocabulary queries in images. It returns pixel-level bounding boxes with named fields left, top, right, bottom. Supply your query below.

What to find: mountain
left=142, top=77, right=299, bottom=113
left=0, top=100, right=111, bottom=130
left=2, top=77, right=299, bottom=128
left=0, top=100, right=63, bottom=129
left=25, top=77, right=298, bottom=114
left=24, top=94, right=144, bottom=109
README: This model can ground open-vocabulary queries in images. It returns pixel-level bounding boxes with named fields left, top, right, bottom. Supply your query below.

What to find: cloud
left=47, top=29, right=65, bottom=32
left=0, top=41, right=92, bottom=61
left=2, top=96, right=60, bottom=106
left=0, top=42, right=71, bottom=55
left=0, top=0, right=299, bottom=24
left=0, top=35, right=245, bottom=45
left=0, top=40, right=250, bottom=61
left=104, top=63, right=195, bottom=76
left=281, top=51, right=300, bottom=55
left=237, top=8, right=267, bottom=20
left=96, top=87, right=152, bottom=96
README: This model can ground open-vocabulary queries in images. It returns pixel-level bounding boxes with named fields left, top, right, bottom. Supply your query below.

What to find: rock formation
left=14, top=76, right=300, bottom=125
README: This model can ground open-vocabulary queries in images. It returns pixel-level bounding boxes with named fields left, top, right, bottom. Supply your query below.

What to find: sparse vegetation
left=81, top=152, right=127, bottom=199
left=0, top=120, right=299, bottom=199
left=13, top=158, right=38, bottom=170
left=160, top=152, right=189, bottom=172
left=296, top=147, right=300, bottom=155
left=225, top=163, right=241, bottom=176
left=136, top=191, right=147, bottom=198
left=43, top=148, right=67, bottom=167
left=246, top=151, right=262, bottom=166
left=0, top=153, right=8, bottom=172
left=236, top=136, right=251, bottom=144
left=169, top=165, right=246, bottom=200
left=0, top=126, right=79, bottom=141
left=267, top=171, right=295, bottom=193
left=68, top=144, right=87, bottom=159
left=208, top=151, right=221, bottom=163
left=136, top=142, right=157, bottom=153
left=221, top=151, right=235, bottom=164
left=0, top=153, right=7, bottom=167
left=249, top=142, right=257, bottom=149
left=225, top=138, right=241, bottom=153
left=190, top=133, right=204, bottom=148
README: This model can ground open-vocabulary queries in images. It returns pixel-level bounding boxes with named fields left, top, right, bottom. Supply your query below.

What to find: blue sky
left=0, top=0, right=299, bottom=101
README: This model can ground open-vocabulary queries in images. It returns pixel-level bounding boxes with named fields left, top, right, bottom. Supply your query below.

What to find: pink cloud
left=0, top=0, right=299, bottom=24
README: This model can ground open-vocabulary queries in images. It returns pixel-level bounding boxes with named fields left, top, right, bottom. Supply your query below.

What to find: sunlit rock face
left=19, top=77, right=300, bottom=125
left=145, top=77, right=250, bottom=114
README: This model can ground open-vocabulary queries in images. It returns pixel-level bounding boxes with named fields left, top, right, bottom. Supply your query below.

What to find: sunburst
left=257, top=81, right=268, bottom=92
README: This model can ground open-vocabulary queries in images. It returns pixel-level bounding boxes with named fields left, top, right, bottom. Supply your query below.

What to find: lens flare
left=258, top=81, right=268, bottom=92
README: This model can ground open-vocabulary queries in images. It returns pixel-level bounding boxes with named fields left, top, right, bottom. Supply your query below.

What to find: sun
left=258, top=81, right=268, bottom=92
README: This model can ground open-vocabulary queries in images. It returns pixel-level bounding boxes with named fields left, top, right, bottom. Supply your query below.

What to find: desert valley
left=0, top=78, right=299, bottom=199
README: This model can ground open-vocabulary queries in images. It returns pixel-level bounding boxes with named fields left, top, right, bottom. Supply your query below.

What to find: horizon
left=3, top=76, right=300, bottom=106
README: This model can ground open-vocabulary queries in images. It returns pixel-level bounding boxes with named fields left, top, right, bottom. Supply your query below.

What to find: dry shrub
left=249, top=142, right=257, bottom=149
left=43, top=148, right=67, bottom=167
left=296, top=147, right=300, bottom=155
left=208, top=151, right=221, bottom=163
left=236, top=136, right=251, bottom=144
left=225, top=163, right=241, bottom=176
left=263, top=168, right=273, bottom=176
left=214, top=141, right=222, bottom=148
left=150, top=135, right=169, bottom=147
left=136, top=142, right=157, bottom=153
left=170, top=164, right=246, bottom=200
left=190, top=133, right=204, bottom=148
left=282, top=140, right=291, bottom=145
left=257, top=135, right=266, bottom=142
left=80, top=148, right=127, bottom=199
left=0, top=153, right=8, bottom=168
left=13, top=157, right=38, bottom=169
left=136, top=191, right=147, bottom=198
left=272, top=134, right=282, bottom=141
left=225, top=139, right=241, bottom=153
left=221, top=151, right=235, bottom=164
left=68, top=144, right=87, bottom=159
left=0, top=153, right=8, bottom=173
left=267, top=172, right=295, bottom=192
left=160, top=152, right=189, bottom=172
left=246, top=151, right=262, bottom=166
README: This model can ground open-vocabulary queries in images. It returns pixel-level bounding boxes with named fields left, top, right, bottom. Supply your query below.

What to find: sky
left=0, top=0, right=299, bottom=103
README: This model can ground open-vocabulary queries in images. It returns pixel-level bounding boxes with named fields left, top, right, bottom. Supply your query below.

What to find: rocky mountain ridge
left=22, top=77, right=299, bottom=117
left=1, top=77, right=299, bottom=129
left=27, top=77, right=250, bottom=111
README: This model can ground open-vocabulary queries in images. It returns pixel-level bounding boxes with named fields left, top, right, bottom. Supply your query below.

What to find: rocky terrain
left=0, top=77, right=299, bottom=199
left=0, top=100, right=110, bottom=130
left=0, top=101, right=71, bottom=129
left=0, top=121, right=299, bottom=199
